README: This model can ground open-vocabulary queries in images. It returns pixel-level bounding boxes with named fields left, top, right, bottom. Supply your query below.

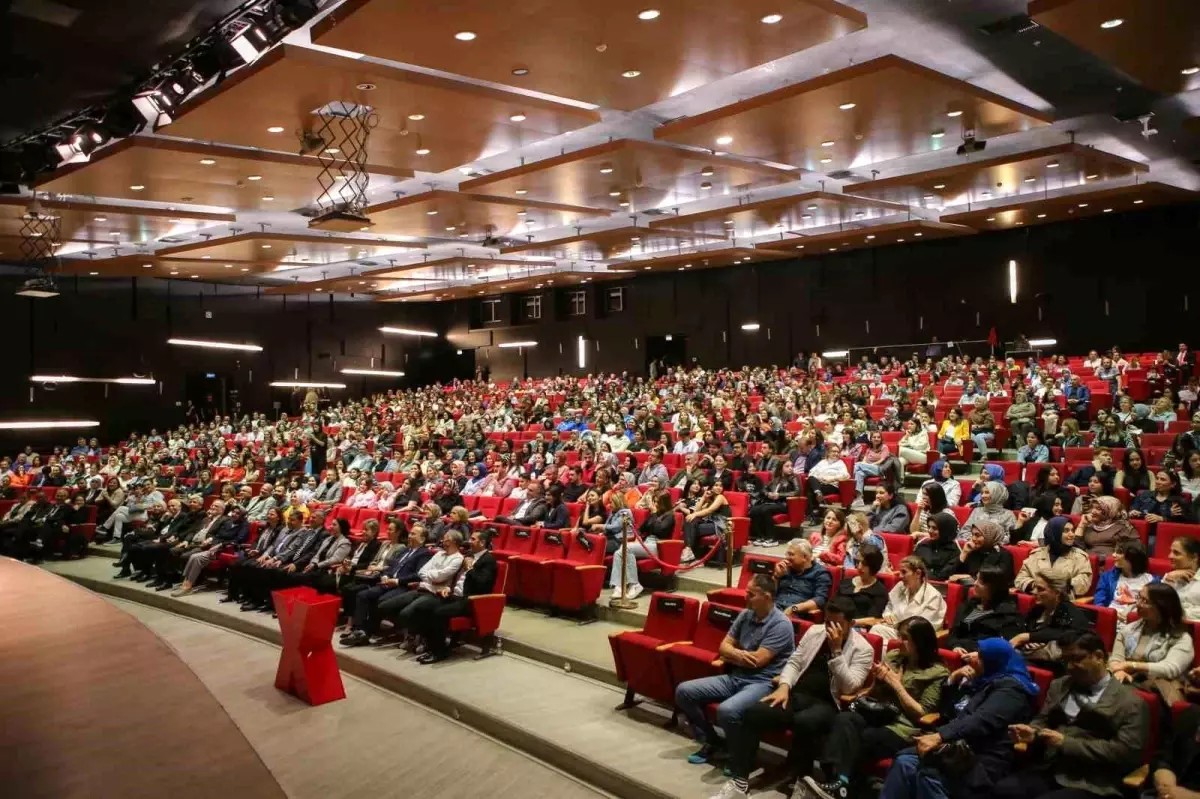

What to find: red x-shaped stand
left=272, top=587, right=345, bottom=706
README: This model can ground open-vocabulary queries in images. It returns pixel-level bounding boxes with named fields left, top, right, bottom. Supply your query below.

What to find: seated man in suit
left=0, top=492, right=45, bottom=556
left=171, top=504, right=250, bottom=597
left=340, top=524, right=433, bottom=645
left=412, top=528, right=498, bottom=664
left=222, top=509, right=303, bottom=606
left=494, top=481, right=548, bottom=526
left=19, top=488, right=73, bottom=563
left=993, top=630, right=1148, bottom=799
left=241, top=509, right=329, bottom=609
left=148, top=500, right=231, bottom=591
left=127, top=495, right=204, bottom=581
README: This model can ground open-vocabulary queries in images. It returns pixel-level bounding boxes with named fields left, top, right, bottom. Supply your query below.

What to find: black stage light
left=278, top=0, right=320, bottom=27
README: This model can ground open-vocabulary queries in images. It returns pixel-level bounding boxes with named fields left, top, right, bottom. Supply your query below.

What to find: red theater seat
left=446, top=560, right=508, bottom=658
left=547, top=533, right=608, bottom=612
left=508, top=529, right=569, bottom=604
left=706, top=553, right=782, bottom=607
left=662, top=602, right=742, bottom=687
left=610, top=593, right=701, bottom=707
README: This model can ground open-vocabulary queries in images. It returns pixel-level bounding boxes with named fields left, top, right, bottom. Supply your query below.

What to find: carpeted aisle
left=0, top=557, right=287, bottom=799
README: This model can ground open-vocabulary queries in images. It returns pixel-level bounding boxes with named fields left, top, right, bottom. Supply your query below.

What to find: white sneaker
left=626, top=583, right=644, bottom=600
left=610, top=587, right=625, bottom=601
left=680, top=547, right=696, bottom=563
left=709, top=780, right=750, bottom=799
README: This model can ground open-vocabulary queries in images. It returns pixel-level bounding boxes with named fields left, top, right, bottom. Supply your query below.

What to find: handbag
left=848, top=695, right=900, bottom=726
left=922, top=739, right=975, bottom=777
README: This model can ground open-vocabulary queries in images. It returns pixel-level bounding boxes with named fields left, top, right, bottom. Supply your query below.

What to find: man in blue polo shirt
left=674, top=574, right=796, bottom=766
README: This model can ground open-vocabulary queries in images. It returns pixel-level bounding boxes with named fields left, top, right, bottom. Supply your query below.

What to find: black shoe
left=803, top=776, right=849, bottom=799
left=218, top=595, right=238, bottom=604
left=145, top=580, right=163, bottom=589
left=155, top=582, right=174, bottom=592
left=342, top=631, right=369, bottom=647
left=113, top=569, right=132, bottom=579
left=417, top=651, right=448, bottom=665
left=131, top=573, right=151, bottom=582
left=239, top=603, right=259, bottom=612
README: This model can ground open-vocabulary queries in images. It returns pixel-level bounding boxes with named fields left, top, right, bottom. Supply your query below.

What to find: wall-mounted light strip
left=340, top=368, right=405, bottom=377
left=1008, top=259, right=1018, bottom=304
left=378, top=326, right=438, bottom=338
left=0, top=420, right=101, bottom=430
left=269, top=381, right=346, bottom=389
left=498, top=341, right=537, bottom=348
left=740, top=323, right=761, bottom=331
left=30, top=375, right=156, bottom=385
left=168, top=338, right=263, bottom=352
left=577, top=336, right=586, bottom=369
left=1027, top=338, right=1057, bottom=347
left=822, top=350, right=849, bottom=358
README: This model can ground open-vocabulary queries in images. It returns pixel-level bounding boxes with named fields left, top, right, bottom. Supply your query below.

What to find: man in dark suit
left=128, top=495, right=204, bottom=581
left=19, top=488, right=73, bottom=563
left=244, top=509, right=329, bottom=608
left=494, top=481, right=548, bottom=526
left=992, top=631, right=1148, bottom=799
left=150, top=500, right=232, bottom=591
left=414, top=528, right=498, bottom=664
left=340, top=524, right=433, bottom=645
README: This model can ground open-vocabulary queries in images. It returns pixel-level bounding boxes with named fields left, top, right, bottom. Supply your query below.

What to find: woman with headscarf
left=914, top=512, right=960, bottom=578
left=921, top=459, right=960, bottom=508
left=960, top=481, right=1015, bottom=545
left=1013, top=516, right=1092, bottom=597
left=943, top=519, right=1014, bottom=583
left=965, top=463, right=1007, bottom=505
left=881, top=638, right=1037, bottom=799
left=461, top=462, right=493, bottom=496
left=1078, top=495, right=1139, bottom=558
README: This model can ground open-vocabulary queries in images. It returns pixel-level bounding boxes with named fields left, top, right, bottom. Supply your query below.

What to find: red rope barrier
left=619, top=523, right=728, bottom=573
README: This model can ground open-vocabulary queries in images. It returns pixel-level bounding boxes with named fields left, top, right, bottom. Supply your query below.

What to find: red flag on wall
left=987, top=327, right=998, bottom=347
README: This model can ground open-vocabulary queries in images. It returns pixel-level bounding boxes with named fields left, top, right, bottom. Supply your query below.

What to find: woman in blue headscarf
left=921, top=459, right=960, bottom=507
left=881, top=638, right=1038, bottom=799
left=461, top=462, right=493, bottom=496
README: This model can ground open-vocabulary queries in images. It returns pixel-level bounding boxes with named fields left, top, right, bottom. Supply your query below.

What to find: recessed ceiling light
left=1103, top=208, right=1113, bottom=213
left=1133, top=199, right=1144, bottom=204
left=724, top=220, right=734, bottom=225
left=819, top=141, right=836, bottom=149
left=199, top=158, right=216, bottom=165
left=512, top=67, right=529, bottom=76
left=829, top=247, right=837, bottom=252
left=609, top=190, right=621, bottom=196
left=415, top=147, right=430, bottom=155
left=267, top=126, right=285, bottom=133
left=89, top=271, right=98, bottom=276
left=700, top=181, right=712, bottom=190
left=1100, top=18, right=1123, bottom=29
left=866, top=235, right=875, bottom=240
left=896, top=238, right=905, bottom=243
left=986, top=216, right=996, bottom=221
left=800, top=213, right=812, bottom=219
left=923, top=194, right=935, bottom=200
left=1086, top=173, right=1099, bottom=180
left=1037, top=213, right=1047, bottom=218
left=716, top=135, right=733, bottom=145
left=1079, top=203, right=1088, bottom=207
left=446, top=225, right=456, bottom=231
left=931, top=131, right=945, bottom=138
left=110, top=232, right=121, bottom=237
left=93, top=216, right=107, bottom=222
left=325, top=148, right=340, bottom=155
left=142, top=263, right=152, bottom=268
left=637, top=9, right=660, bottom=20
left=819, top=157, right=832, bottom=164
left=761, top=13, right=783, bottom=24
left=261, top=195, right=274, bottom=201
left=1183, top=66, right=1200, bottom=76
left=170, top=270, right=179, bottom=275
left=261, top=244, right=272, bottom=249
left=130, top=184, right=144, bottom=191
left=839, top=102, right=856, bottom=110
left=248, top=174, right=262, bottom=180
left=240, top=267, right=250, bottom=272
left=598, top=163, right=614, bottom=174
left=426, top=210, right=439, bottom=215
left=515, top=188, right=527, bottom=195
left=1046, top=161, right=1060, bottom=168
left=190, top=275, right=199, bottom=279
left=933, top=184, right=945, bottom=190
left=356, top=82, right=376, bottom=91
left=455, top=31, right=477, bottom=41
left=700, top=166, right=714, bottom=176
left=509, top=113, right=526, bottom=122
left=223, top=263, right=232, bottom=268
left=618, top=201, right=630, bottom=207
left=622, top=70, right=641, bottom=78
left=1024, top=176, right=1036, bottom=183
left=201, top=255, right=211, bottom=259
left=806, top=204, right=819, bottom=210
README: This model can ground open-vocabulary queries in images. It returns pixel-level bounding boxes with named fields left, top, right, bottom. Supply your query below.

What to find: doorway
left=645, top=335, right=687, bottom=377
left=184, top=371, right=228, bottom=422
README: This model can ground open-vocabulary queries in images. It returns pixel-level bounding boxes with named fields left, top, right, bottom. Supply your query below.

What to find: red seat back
left=1154, top=521, right=1197, bottom=559
left=477, top=496, right=501, bottom=518
left=500, top=526, right=537, bottom=556
left=694, top=602, right=741, bottom=652
left=531, top=529, right=568, bottom=559
left=642, top=593, right=700, bottom=642
left=739, top=553, right=782, bottom=589
left=1077, top=604, right=1118, bottom=651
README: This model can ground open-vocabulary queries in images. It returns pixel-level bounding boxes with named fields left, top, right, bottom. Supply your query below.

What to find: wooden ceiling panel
left=940, top=181, right=1195, bottom=229
left=1028, top=0, right=1199, bottom=95
left=155, top=232, right=424, bottom=271
left=604, top=244, right=793, bottom=273
left=263, top=255, right=564, bottom=295
left=755, top=218, right=975, bottom=255
left=54, top=254, right=279, bottom=279
left=647, top=190, right=909, bottom=240
left=312, top=0, right=866, bottom=110
left=844, top=143, right=1148, bottom=207
left=35, top=136, right=409, bottom=211
left=500, top=224, right=727, bottom=260
left=655, top=56, right=1052, bottom=170
left=0, top=197, right=233, bottom=247
left=361, top=189, right=610, bottom=240
left=167, top=45, right=600, bottom=174
left=459, top=139, right=794, bottom=212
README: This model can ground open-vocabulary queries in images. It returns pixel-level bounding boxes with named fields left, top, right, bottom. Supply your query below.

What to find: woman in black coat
left=943, top=565, right=1024, bottom=653
left=915, top=512, right=960, bottom=579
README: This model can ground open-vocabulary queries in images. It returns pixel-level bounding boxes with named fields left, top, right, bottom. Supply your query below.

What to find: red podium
left=271, top=587, right=345, bottom=706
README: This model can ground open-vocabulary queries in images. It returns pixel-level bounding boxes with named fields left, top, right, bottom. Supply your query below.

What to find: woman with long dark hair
left=1110, top=582, right=1194, bottom=704
left=944, top=564, right=1023, bottom=653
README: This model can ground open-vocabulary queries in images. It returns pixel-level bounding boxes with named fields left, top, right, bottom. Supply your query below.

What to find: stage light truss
left=19, top=206, right=61, bottom=265
left=312, top=101, right=378, bottom=217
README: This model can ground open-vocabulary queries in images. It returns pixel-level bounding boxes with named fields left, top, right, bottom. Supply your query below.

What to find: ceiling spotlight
left=130, top=184, right=144, bottom=191
left=89, top=271, right=99, bottom=276
left=325, top=147, right=340, bottom=154
left=1037, top=213, right=1047, bottom=218
left=355, top=82, right=377, bottom=91
left=267, top=126, right=284, bottom=133
left=1086, top=173, right=1099, bottom=179
left=986, top=216, right=996, bottom=221
left=170, top=270, right=179, bottom=275
left=923, top=194, right=934, bottom=200
left=190, top=275, right=199, bottom=279
left=1100, top=18, right=1123, bottom=28
left=261, top=244, right=272, bottom=249
left=700, top=166, right=714, bottom=176
left=446, top=225, right=456, bottom=231
left=820, top=157, right=832, bottom=164
left=637, top=9, right=660, bottom=20
left=700, top=181, right=712, bottom=190
left=1078, top=202, right=1088, bottom=207
left=248, top=174, right=262, bottom=180
left=223, top=263, right=232, bottom=268
left=1046, top=161, right=1060, bottom=168
left=515, top=188, right=527, bottom=194
left=199, top=158, right=216, bottom=165
left=142, top=263, right=152, bottom=268
left=761, top=13, right=783, bottom=24
left=512, top=67, right=529, bottom=76
left=800, top=213, right=812, bottom=219
left=716, top=135, right=733, bottom=145
left=240, top=267, right=250, bottom=271
left=821, top=140, right=835, bottom=147
left=455, top=31, right=477, bottom=40
left=94, top=216, right=107, bottom=222
left=622, top=70, right=641, bottom=78
left=1024, top=176, right=1036, bottom=183
left=262, top=195, right=274, bottom=201
left=865, top=235, right=875, bottom=240
left=1183, top=67, right=1200, bottom=76
left=1133, top=199, right=1144, bottom=204
left=509, top=113, right=526, bottom=122
left=618, top=201, right=630, bottom=207
left=609, top=190, right=621, bottom=196
left=407, top=114, right=426, bottom=122
left=1103, top=208, right=1113, bottom=213
left=913, top=232, right=923, bottom=237
left=931, top=131, right=945, bottom=138
left=723, top=219, right=734, bottom=226
left=806, top=204, right=819, bottom=210
left=599, top=163, right=614, bottom=174
left=947, top=110, right=963, bottom=118
left=839, top=102, right=856, bottom=110
left=896, top=238, right=905, bottom=243
left=933, top=184, right=945, bottom=190
left=426, top=210, right=439, bottom=215
left=415, top=147, right=430, bottom=155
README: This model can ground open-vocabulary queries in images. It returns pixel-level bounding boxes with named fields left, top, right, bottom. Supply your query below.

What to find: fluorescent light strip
left=1027, top=338, right=1057, bottom=347
left=822, top=350, right=849, bottom=358
left=269, top=381, right=347, bottom=389
left=30, top=375, right=156, bottom=385
left=577, top=335, right=586, bottom=369
left=0, top=420, right=100, bottom=430
left=498, top=341, right=537, bottom=348
left=340, top=368, right=405, bottom=377
left=1008, top=259, right=1018, bottom=304
left=168, top=338, right=263, bottom=352
left=740, top=323, right=761, bottom=331
left=378, top=326, right=438, bottom=338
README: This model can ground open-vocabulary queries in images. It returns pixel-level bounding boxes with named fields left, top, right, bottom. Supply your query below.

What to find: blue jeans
left=854, top=462, right=882, bottom=494
left=675, top=674, right=774, bottom=746
left=609, top=537, right=657, bottom=589
left=970, top=432, right=994, bottom=460
left=882, top=751, right=950, bottom=799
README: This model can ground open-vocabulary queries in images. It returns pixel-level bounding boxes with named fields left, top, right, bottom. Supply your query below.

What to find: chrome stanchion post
left=609, top=513, right=638, bottom=609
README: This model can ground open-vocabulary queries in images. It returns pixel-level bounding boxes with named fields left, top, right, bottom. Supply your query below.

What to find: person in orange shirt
left=8, top=463, right=32, bottom=488
left=603, top=472, right=641, bottom=512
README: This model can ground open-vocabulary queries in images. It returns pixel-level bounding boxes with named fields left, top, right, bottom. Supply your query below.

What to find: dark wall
left=1, top=200, right=1196, bottom=442
left=445, top=202, right=1200, bottom=380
